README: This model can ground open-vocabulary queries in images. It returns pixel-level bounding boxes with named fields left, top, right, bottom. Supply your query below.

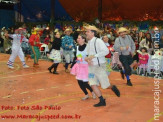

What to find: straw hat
left=34, top=28, right=42, bottom=31
left=2, top=27, right=5, bottom=30
left=117, top=27, right=129, bottom=34
left=84, top=25, right=101, bottom=33
left=15, top=27, right=26, bottom=33
left=76, top=28, right=82, bottom=32
left=64, top=28, right=72, bottom=34
left=54, top=28, right=59, bottom=33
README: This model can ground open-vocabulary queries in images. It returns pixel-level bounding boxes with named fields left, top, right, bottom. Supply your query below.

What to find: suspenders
left=94, top=38, right=100, bottom=66
left=118, top=35, right=130, bottom=55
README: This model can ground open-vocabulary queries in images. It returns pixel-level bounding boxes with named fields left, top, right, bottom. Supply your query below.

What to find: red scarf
left=20, top=34, right=24, bottom=43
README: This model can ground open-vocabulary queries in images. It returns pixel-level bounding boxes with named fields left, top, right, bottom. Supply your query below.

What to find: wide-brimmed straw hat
left=76, top=28, right=82, bottom=32
left=84, top=25, right=102, bottom=33
left=64, top=28, right=72, bottom=34
left=34, top=28, right=42, bottom=31
left=117, top=27, right=129, bottom=34
left=15, top=27, right=26, bottom=33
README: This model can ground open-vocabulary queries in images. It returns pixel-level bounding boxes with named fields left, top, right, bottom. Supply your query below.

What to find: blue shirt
left=61, top=35, right=75, bottom=51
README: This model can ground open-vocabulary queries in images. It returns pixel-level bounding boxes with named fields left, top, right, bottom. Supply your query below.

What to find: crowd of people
left=0, top=24, right=163, bottom=107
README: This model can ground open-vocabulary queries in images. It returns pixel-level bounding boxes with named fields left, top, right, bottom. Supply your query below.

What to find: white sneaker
left=23, top=65, right=29, bottom=68
left=8, top=65, right=14, bottom=69
left=81, top=95, right=89, bottom=100
left=92, top=92, right=96, bottom=99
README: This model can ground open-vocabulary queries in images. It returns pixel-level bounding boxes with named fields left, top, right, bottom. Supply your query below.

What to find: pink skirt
left=71, top=63, right=88, bottom=82
left=139, top=64, right=148, bottom=69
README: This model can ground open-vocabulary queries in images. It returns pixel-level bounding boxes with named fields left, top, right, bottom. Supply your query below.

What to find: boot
left=53, top=63, right=59, bottom=74
left=48, top=64, right=55, bottom=73
left=127, top=79, right=133, bottom=86
left=120, top=70, right=125, bottom=79
left=94, top=99, right=106, bottom=107
left=111, top=85, right=120, bottom=97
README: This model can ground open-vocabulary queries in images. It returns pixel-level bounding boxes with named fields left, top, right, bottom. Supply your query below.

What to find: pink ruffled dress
left=71, top=46, right=88, bottom=82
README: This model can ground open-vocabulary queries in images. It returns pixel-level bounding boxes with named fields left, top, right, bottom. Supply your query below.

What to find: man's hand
left=131, top=53, right=134, bottom=57
left=88, top=55, right=95, bottom=60
left=69, top=45, right=72, bottom=49
left=126, top=45, right=129, bottom=50
left=120, top=47, right=124, bottom=51
left=85, top=57, right=92, bottom=64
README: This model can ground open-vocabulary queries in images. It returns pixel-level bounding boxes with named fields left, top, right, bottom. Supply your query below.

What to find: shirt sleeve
left=129, top=35, right=136, bottom=54
left=139, top=39, right=145, bottom=48
left=9, top=34, right=16, bottom=39
left=22, top=37, right=28, bottom=42
left=94, top=39, right=109, bottom=58
left=113, top=38, right=121, bottom=52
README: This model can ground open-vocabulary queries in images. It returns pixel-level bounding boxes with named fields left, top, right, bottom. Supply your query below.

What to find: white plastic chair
left=40, top=43, right=49, bottom=59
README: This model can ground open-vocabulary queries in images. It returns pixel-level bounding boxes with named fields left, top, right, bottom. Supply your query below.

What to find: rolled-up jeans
left=119, top=55, right=133, bottom=76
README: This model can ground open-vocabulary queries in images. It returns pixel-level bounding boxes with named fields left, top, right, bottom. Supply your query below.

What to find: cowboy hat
left=54, top=28, right=59, bottom=33
left=117, top=27, right=129, bottom=34
left=64, top=28, right=72, bottom=34
left=15, top=27, right=26, bottom=34
left=84, top=25, right=102, bottom=33
left=34, top=27, right=42, bottom=31
left=15, top=27, right=26, bottom=31
left=76, top=28, right=82, bottom=32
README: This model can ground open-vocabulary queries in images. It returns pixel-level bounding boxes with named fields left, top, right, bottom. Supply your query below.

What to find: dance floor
left=0, top=53, right=162, bottom=122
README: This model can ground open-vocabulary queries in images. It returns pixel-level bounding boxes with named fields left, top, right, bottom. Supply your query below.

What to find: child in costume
left=71, top=34, right=96, bottom=100
left=137, top=47, right=149, bottom=75
left=6, top=28, right=29, bottom=69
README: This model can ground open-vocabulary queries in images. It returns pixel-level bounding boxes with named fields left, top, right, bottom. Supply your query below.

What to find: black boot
left=127, top=79, right=133, bottom=86
left=111, top=85, right=120, bottom=97
left=53, top=63, right=59, bottom=75
left=94, top=99, right=106, bottom=107
left=120, top=69, right=125, bottom=79
left=48, top=64, right=55, bottom=73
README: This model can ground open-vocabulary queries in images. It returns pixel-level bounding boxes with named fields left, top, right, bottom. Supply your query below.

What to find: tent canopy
left=15, top=0, right=163, bottom=22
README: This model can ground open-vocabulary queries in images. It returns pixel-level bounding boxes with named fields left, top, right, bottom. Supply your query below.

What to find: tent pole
left=50, top=0, right=55, bottom=31
left=98, top=0, right=102, bottom=22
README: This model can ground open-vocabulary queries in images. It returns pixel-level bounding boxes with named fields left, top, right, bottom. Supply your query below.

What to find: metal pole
left=98, top=0, right=102, bottom=22
left=50, top=0, right=55, bottom=31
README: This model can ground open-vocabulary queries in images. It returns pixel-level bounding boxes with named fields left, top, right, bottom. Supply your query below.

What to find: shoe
left=81, top=95, right=89, bottom=100
left=65, top=69, right=70, bottom=73
left=111, top=85, right=120, bottom=97
left=8, top=65, right=14, bottom=69
left=48, top=67, right=53, bottom=73
left=33, top=63, right=39, bottom=67
left=53, top=71, right=59, bottom=74
left=26, top=55, right=31, bottom=62
left=23, top=65, right=29, bottom=68
left=92, top=92, right=96, bottom=99
left=94, top=99, right=106, bottom=107
left=120, top=70, right=125, bottom=79
left=127, top=79, right=133, bottom=86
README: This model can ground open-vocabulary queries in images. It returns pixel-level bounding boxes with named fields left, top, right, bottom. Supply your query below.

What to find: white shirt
left=86, top=37, right=109, bottom=66
left=9, top=34, right=28, bottom=48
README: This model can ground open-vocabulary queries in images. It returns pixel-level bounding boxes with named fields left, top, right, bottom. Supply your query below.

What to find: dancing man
left=5, top=28, right=29, bottom=69
left=114, top=27, right=136, bottom=86
left=85, top=25, right=120, bottom=107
